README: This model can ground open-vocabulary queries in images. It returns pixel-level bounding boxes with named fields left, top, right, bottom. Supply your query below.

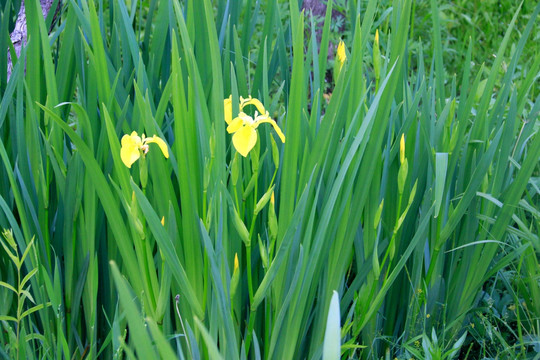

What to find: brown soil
left=301, top=0, right=346, bottom=59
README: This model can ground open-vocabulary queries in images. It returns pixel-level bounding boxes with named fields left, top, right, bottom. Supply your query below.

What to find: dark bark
left=7, top=0, right=58, bottom=80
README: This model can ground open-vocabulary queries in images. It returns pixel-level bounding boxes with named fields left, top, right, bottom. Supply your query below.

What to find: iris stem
left=381, top=192, right=403, bottom=282
left=246, top=244, right=254, bottom=303
left=138, top=184, right=158, bottom=314
left=246, top=176, right=259, bottom=304
left=244, top=308, right=257, bottom=357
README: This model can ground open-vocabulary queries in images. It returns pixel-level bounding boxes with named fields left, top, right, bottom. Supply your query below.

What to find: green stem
left=381, top=194, right=403, bottom=279
left=264, top=299, right=271, bottom=357
left=16, top=264, right=21, bottom=360
left=234, top=187, right=241, bottom=216
left=425, top=247, right=440, bottom=285
left=202, top=189, right=207, bottom=224
left=202, top=252, right=209, bottom=311
left=244, top=309, right=257, bottom=356
left=139, top=185, right=157, bottom=314
left=244, top=156, right=278, bottom=356
left=175, top=296, right=192, bottom=358
left=426, top=215, right=443, bottom=284
left=246, top=244, right=254, bottom=303
left=246, top=166, right=260, bottom=303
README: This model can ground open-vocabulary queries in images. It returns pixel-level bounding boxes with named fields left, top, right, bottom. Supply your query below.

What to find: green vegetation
left=0, top=0, right=538, bottom=358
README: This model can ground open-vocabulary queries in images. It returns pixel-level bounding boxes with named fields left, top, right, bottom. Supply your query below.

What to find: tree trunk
left=7, top=0, right=57, bottom=81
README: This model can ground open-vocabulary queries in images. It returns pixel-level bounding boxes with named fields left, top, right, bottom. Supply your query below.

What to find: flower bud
left=231, top=153, right=240, bottom=186
left=231, top=205, right=250, bottom=247
left=399, top=134, right=405, bottom=165
left=271, top=136, right=279, bottom=169
left=373, top=200, right=384, bottom=230
left=373, top=30, right=381, bottom=83
left=254, top=185, right=275, bottom=216
left=258, top=236, right=269, bottom=269
left=398, top=159, right=408, bottom=195
left=243, top=172, right=258, bottom=200
left=230, top=253, right=240, bottom=300
left=268, top=194, right=278, bottom=241
left=337, top=40, right=347, bottom=70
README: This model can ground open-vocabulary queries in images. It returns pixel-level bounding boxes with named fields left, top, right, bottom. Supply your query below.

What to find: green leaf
left=434, top=153, right=448, bottom=217
left=0, top=315, right=17, bottom=322
left=0, top=281, right=17, bottom=294
left=21, top=303, right=49, bottom=319
left=130, top=179, right=204, bottom=318
left=37, top=103, right=143, bottom=295
left=110, top=262, right=157, bottom=360
left=194, top=317, right=224, bottom=360
left=322, top=291, right=341, bottom=360
left=19, top=268, right=38, bottom=290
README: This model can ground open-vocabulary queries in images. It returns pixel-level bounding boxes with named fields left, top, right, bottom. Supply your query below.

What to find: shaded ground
left=302, top=0, right=346, bottom=58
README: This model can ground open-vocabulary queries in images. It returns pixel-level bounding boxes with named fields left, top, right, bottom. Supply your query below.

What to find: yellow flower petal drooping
left=144, top=135, right=169, bottom=159
left=254, top=115, right=286, bottom=143
left=120, top=131, right=169, bottom=168
left=231, top=116, right=258, bottom=157
left=224, top=96, right=285, bottom=157
left=224, top=96, right=233, bottom=125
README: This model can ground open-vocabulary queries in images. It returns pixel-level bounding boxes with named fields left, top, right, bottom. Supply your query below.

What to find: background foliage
left=0, top=0, right=539, bottom=359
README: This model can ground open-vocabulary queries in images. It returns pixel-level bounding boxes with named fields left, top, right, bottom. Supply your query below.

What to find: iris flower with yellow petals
left=120, top=131, right=169, bottom=168
left=224, top=96, right=285, bottom=157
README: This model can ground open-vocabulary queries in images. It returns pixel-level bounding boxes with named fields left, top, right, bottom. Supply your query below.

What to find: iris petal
left=120, top=134, right=141, bottom=168
left=240, top=96, right=267, bottom=116
left=224, top=96, right=233, bottom=124
left=232, top=125, right=258, bottom=157
left=145, top=135, right=169, bottom=158
left=227, top=117, right=244, bottom=133
left=254, top=117, right=286, bottom=143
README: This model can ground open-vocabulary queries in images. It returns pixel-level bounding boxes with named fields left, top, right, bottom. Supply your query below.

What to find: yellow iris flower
left=224, top=96, right=285, bottom=157
left=120, top=131, right=169, bottom=168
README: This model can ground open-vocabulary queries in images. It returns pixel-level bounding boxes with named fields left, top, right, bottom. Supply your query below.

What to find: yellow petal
left=254, top=116, right=286, bottom=143
left=224, top=96, right=233, bottom=124
left=399, top=134, right=405, bottom=164
left=337, top=40, right=347, bottom=65
left=232, top=124, right=258, bottom=157
left=122, top=131, right=142, bottom=147
left=144, top=135, right=169, bottom=158
left=227, top=116, right=244, bottom=134
left=120, top=134, right=141, bottom=168
left=240, top=96, right=267, bottom=116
